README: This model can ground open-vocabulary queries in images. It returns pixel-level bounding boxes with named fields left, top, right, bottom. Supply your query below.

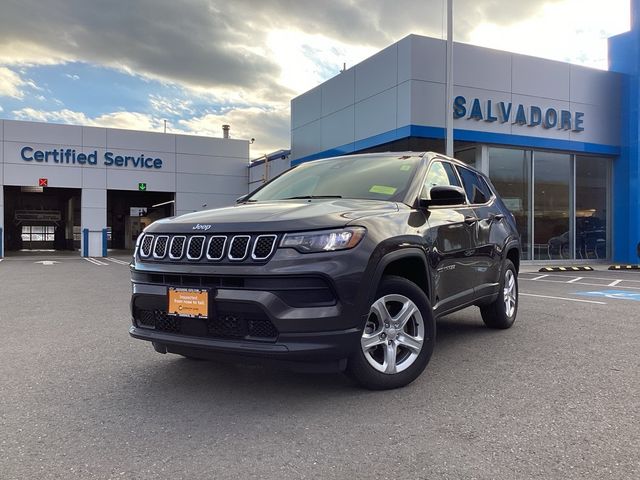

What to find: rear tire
left=347, top=275, right=436, bottom=390
left=480, top=259, right=518, bottom=329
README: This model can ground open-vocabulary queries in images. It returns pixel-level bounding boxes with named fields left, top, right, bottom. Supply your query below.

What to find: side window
left=479, top=176, right=494, bottom=199
left=456, top=166, right=492, bottom=205
left=423, top=161, right=461, bottom=197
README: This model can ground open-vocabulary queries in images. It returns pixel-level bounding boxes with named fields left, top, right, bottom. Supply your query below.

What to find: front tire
left=347, top=276, right=436, bottom=390
left=480, top=259, right=518, bottom=329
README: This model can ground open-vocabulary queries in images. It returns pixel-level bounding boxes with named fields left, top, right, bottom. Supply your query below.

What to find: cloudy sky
left=0, top=0, right=630, bottom=158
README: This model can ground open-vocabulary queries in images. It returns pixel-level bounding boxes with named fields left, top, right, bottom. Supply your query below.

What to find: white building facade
left=0, top=120, right=249, bottom=257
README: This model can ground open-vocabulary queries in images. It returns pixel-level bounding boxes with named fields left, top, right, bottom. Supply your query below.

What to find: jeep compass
left=129, top=152, right=520, bottom=390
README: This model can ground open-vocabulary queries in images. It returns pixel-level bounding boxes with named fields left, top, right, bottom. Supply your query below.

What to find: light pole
left=445, top=0, right=454, bottom=157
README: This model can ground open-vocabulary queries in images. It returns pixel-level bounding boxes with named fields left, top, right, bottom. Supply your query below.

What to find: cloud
left=1, top=0, right=631, bottom=153
left=12, top=107, right=165, bottom=131
left=469, top=0, right=629, bottom=69
left=149, top=94, right=195, bottom=117
left=0, top=66, right=27, bottom=98
left=93, top=111, right=166, bottom=131
left=177, top=106, right=290, bottom=157
left=266, top=30, right=378, bottom=94
left=11, top=105, right=289, bottom=156
left=0, top=1, right=576, bottom=93
left=12, top=107, right=91, bottom=124
left=0, top=0, right=282, bottom=94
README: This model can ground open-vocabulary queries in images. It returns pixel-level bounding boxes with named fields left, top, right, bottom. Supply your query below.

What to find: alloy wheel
left=360, top=294, right=425, bottom=374
left=503, top=269, right=517, bottom=318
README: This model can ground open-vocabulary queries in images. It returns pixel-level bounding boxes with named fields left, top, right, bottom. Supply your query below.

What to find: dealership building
left=3, top=4, right=640, bottom=263
left=0, top=120, right=249, bottom=257
left=289, top=4, right=640, bottom=264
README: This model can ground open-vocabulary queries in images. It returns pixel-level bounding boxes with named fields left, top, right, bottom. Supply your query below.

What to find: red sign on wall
left=38, top=178, right=48, bottom=187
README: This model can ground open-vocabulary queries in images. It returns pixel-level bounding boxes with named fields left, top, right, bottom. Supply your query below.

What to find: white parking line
left=105, top=257, right=130, bottom=265
left=567, top=277, right=583, bottom=283
left=522, top=273, right=640, bottom=284
left=520, top=293, right=606, bottom=305
left=531, top=274, right=549, bottom=281
left=608, top=279, right=622, bottom=287
left=520, top=277, right=640, bottom=291
left=83, top=257, right=109, bottom=266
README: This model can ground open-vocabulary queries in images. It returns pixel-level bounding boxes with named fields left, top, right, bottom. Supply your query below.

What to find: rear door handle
left=464, top=216, right=477, bottom=225
left=491, top=213, right=505, bottom=222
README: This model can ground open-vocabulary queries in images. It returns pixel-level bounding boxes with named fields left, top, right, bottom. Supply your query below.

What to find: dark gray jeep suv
left=129, top=152, right=520, bottom=389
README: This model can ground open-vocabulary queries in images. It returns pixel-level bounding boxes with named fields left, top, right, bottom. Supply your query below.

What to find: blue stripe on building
left=292, top=126, right=620, bottom=166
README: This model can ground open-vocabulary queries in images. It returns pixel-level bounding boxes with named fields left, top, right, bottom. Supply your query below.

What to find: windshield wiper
left=282, top=195, right=342, bottom=200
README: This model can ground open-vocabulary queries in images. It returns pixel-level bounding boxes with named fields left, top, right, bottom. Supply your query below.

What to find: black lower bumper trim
left=129, top=325, right=361, bottom=362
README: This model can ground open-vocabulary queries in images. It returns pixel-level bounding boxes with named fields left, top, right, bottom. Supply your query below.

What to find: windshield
left=248, top=155, right=421, bottom=203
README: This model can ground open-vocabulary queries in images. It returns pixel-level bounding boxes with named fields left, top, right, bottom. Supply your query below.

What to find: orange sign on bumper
left=168, top=288, right=209, bottom=318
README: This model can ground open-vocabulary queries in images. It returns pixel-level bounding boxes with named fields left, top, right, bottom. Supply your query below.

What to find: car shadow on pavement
left=74, top=310, right=518, bottom=436
left=119, top=308, right=503, bottom=400
left=435, top=311, right=502, bottom=347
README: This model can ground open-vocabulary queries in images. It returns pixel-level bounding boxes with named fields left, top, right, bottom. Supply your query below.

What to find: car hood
left=146, top=199, right=399, bottom=234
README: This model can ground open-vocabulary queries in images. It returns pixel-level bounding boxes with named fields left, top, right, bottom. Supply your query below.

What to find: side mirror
left=236, top=194, right=249, bottom=204
left=419, top=185, right=466, bottom=208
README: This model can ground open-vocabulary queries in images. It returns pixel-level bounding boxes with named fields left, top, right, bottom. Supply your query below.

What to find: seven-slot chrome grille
left=139, top=233, right=278, bottom=263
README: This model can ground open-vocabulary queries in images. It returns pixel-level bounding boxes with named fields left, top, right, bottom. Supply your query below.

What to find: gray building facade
left=290, top=34, right=623, bottom=263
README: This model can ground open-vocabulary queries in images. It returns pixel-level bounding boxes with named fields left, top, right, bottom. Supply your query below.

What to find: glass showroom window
left=575, top=156, right=610, bottom=259
left=534, top=151, right=572, bottom=260
left=488, top=148, right=612, bottom=261
left=454, top=147, right=477, bottom=168
left=488, top=147, right=532, bottom=260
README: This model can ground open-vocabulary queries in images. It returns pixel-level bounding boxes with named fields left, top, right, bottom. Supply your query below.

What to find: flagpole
left=445, top=0, right=454, bottom=157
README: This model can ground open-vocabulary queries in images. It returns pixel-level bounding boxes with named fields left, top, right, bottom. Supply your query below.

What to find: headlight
left=280, top=227, right=366, bottom=253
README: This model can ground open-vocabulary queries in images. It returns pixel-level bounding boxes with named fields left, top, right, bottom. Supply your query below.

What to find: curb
left=538, top=266, right=594, bottom=272
left=608, top=265, right=640, bottom=270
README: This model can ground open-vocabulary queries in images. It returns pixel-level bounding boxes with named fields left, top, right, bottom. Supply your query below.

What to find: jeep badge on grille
left=193, top=224, right=212, bottom=231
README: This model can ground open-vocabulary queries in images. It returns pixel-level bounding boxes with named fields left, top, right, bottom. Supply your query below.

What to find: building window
left=534, top=151, right=572, bottom=260
left=454, top=147, right=477, bottom=168
left=488, top=148, right=532, bottom=260
left=575, top=156, right=610, bottom=259
left=21, top=225, right=55, bottom=242
left=488, top=147, right=612, bottom=262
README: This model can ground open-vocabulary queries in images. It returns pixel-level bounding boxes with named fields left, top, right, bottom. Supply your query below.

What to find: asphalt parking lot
left=1, top=255, right=639, bottom=480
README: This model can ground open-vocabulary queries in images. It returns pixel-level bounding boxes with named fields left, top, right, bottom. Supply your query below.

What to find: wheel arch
left=504, top=242, right=521, bottom=273
left=370, top=249, right=431, bottom=304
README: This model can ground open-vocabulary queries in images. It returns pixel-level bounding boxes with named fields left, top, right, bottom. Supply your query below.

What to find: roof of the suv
left=315, top=151, right=480, bottom=173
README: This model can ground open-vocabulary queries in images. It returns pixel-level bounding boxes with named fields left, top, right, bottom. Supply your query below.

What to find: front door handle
left=464, top=216, right=477, bottom=225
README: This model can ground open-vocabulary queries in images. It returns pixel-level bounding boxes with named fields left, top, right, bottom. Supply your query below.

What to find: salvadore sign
left=453, top=96, right=585, bottom=132
left=20, top=146, right=163, bottom=169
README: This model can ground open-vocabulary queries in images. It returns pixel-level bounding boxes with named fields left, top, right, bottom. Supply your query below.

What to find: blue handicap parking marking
left=577, top=290, right=640, bottom=302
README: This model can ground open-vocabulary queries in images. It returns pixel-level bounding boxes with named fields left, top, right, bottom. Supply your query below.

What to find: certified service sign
left=20, top=146, right=163, bottom=169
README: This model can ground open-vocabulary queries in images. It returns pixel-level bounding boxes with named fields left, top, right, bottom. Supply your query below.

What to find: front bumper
left=129, top=251, right=370, bottom=365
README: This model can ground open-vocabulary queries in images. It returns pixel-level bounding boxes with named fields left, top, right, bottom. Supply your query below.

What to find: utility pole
left=445, top=0, right=454, bottom=157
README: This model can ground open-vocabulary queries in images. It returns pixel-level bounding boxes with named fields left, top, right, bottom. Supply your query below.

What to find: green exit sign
left=138, top=183, right=147, bottom=191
